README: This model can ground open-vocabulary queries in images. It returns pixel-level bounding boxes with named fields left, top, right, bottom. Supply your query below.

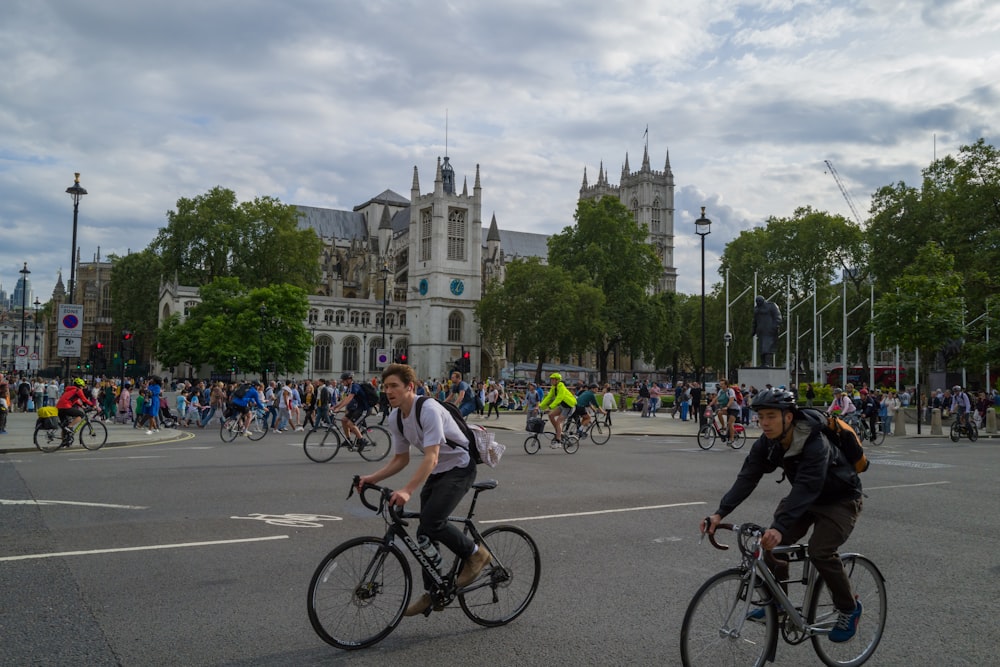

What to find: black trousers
left=418, top=459, right=477, bottom=591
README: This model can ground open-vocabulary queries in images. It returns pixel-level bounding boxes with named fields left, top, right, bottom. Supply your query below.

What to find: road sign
left=15, top=346, right=28, bottom=357
left=58, top=336, right=82, bottom=357
left=375, top=348, right=388, bottom=368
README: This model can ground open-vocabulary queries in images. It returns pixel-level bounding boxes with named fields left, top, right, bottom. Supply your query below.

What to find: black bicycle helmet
left=751, top=388, right=797, bottom=412
left=340, top=371, right=354, bottom=380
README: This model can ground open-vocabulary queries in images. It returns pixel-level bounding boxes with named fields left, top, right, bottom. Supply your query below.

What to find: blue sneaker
left=746, top=603, right=782, bottom=622
left=829, top=599, right=862, bottom=642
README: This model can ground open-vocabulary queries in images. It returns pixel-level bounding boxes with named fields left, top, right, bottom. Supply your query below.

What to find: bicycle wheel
left=589, top=421, right=611, bottom=445
left=459, top=525, right=540, bottom=627
left=523, top=435, right=540, bottom=455
left=680, top=568, right=776, bottom=667
left=869, top=422, right=885, bottom=446
left=968, top=422, right=978, bottom=442
left=809, top=554, right=887, bottom=667
left=303, top=428, right=342, bottom=463
left=220, top=418, right=240, bottom=443
left=359, top=425, right=392, bottom=461
left=33, top=423, right=63, bottom=453
left=246, top=414, right=268, bottom=441
left=697, top=424, right=717, bottom=450
left=562, top=433, right=580, bottom=454
left=729, top=427, right=748, bottom=450
left=79, top=420, right=108, bottom=450
left=949, top=421, right=961, bottom=442
left=308, top=537, right=412, bottom=650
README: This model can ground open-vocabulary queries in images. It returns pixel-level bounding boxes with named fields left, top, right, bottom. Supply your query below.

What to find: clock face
left=419, top=278, right=428, bottom=295
left=450, top=279, right=465, bottom=296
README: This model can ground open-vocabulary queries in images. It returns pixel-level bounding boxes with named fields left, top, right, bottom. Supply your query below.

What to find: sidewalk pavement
left=0, top=411, right=187, bottom=454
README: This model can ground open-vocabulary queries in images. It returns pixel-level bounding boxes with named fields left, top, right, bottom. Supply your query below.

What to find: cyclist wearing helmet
left=445, top=370, right=477, bottom=418
left=829, top=387, right=856, bottom=419
left=950, top=385, right=971, bottom=428
left=701, top=388, right=864, bottom=643
left=539, top=372, right=577, bottom=447
left=56, top=378, right=95, bottom=431
left=332, top=372, right=369, bottom=445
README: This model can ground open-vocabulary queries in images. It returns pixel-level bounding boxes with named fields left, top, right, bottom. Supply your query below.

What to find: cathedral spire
left=462, top=176, right=468, bottom=197
left=623, top=152, right=630, bottom=176
left=581, top=166, right=589, bottom=188
left=474, top=164, right=481, bottom=191
left=642, top=143, right=650, bottom=171
left=411, top=165, right=420, bottom=193
left=664, top=149, right=672, bottom=173
left=487, top=213, right=501, bottom=242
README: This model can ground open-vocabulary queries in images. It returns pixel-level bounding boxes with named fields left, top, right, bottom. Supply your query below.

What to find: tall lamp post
left=19, top=262, right=30, bottom=371
left=259, top=304, right=267, bottom=384
left=33, top=297, right=41, bottom=371
left=65, top=173, right=88, bottom=379
left=380, top=263, right=390, bottom=362
left=695, top=207, right=712, bottom=422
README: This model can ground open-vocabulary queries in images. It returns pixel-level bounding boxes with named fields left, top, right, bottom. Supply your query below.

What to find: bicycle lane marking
left=0, top=535, right=289, bottom=562
left=479, top=501, right=706, bottom=524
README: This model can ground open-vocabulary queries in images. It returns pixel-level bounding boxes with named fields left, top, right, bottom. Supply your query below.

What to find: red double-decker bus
left=825, top=366, right=905, bottom=388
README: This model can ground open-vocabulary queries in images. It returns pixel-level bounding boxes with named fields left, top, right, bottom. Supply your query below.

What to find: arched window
left=308, top=309, right=319, bottom=325
left=651, top=198, right=661, bottom=233
left=399, top=312, right=406, bottom=327
left=375, top=313, right=383, bottom=329
left=448, top=311, right=463, bottom=342
left=184, top=300, right=199, bottom=318
left=100, top=284, right=113, bottom=319
left=336, top=310, right=346, bottom=325
left=361, top=312, right=371, bottom=327
left=420, top=208, right=432, bottom=261
left=448, top=208, right=466, bottom=261
left=342, top=337, right=359, bottom=372
left=323, top=309, right=334, bottom=325
left=350, top=310, right=360, bottom=326
left=630, top=198, right=639, bottom=221
left=315, top=335, right=332, bottom=373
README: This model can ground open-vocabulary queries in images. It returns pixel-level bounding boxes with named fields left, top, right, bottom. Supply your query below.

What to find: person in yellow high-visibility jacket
left=539, top=372, right=577, bottom=447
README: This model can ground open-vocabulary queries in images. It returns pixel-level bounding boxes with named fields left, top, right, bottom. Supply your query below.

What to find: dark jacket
left=714, top=417, right=862, bottom=535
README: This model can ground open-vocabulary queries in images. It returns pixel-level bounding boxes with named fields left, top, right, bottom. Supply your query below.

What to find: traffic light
left=95, top=341, right=104, bottom=351
left=399, top=351, right=407, bottom=364
left=460, top=349, right=471, bottom=373
left=123, top=331, right=133, bottom=342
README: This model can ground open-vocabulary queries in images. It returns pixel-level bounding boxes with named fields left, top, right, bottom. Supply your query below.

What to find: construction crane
left=824, top=159, right=863, bottom=225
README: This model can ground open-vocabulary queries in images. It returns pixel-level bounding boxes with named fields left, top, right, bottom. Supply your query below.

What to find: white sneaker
left=295, top=426, right=304, bottom=432
left=145, top=430, right=153, bottom=435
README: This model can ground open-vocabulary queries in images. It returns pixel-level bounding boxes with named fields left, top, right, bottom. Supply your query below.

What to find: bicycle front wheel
left=79, top=420, right=108, bottom=450
left=303, top=428, right=341, bottom=463
left=590, top=421, right=611, bottom=445
left=949, top=421, right=961, bottom=442
left=697, top=424, right=717, bottom=450
left=562, top=433, right=580, bottom=454
left=459, top=525, right=540, bottom=627
left=308, top=537, right=411, bottom=650
left=523, top=435, right=540, bottom=455
left=33, top=423, right=63, bottom=453
left=359, top=425, right=392, bottom=461
left=246, top=414, right=268, bottom=441
left=809, top=554, right=887, bottom=667
left=680, top=568, right=776, bottom=667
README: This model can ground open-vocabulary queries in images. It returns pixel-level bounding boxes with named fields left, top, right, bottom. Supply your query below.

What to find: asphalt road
left=2, top=426, right=997, bottom=666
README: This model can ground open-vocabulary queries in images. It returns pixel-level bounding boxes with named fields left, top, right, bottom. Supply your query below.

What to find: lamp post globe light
left=695, top=207, right=712, bottom=421
left=65, top=173, right=88, bottom=379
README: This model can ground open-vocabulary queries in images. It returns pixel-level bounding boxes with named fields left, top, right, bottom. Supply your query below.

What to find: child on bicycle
left=357, top=363, right=491, bottom=618
left=700, top=388, right=864, bottom=643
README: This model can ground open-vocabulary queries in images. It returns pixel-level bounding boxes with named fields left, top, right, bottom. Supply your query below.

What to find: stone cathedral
left=158, top=144, right=676, bottom=382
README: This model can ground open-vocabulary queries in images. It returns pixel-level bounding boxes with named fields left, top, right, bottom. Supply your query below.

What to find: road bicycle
left=34, top=408, right=108, bottom=453
left=566, top=408, right=612, bottom=445
left=847, top=415, right=886, bottom=446
left=523, top=415, right=580, bottom=454
left=697, top=410, right=747, bottom=450
left=302, top=411, right=392, bottom=462
left=680, top=521, right=886, bottom=667
left=220, top=405, right=268, bottom=442
left=950, top=414, right=979, bottom=442
left=307, top=476, right=540, bottom=650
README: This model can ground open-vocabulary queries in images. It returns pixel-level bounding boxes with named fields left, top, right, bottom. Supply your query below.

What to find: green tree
left=152, top=186, right=322, bottom=291
left=477, top=258, right=603, bottom=382
left=108, top=249, right=165, bottom=365
left=547, top=197, right=662, bottom=382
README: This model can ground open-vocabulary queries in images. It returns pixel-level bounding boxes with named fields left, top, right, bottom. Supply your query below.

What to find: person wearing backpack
left=701, top=388, right=864, bottom=644
left=332, top=372, right=372, bottom=447
left=358, top=363, right=491, bottom=618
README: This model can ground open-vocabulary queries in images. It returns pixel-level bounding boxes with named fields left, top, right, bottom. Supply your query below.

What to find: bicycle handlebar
left=702, top=519, right=765, bottom=554
left=349, top=476, right=409, bottom=526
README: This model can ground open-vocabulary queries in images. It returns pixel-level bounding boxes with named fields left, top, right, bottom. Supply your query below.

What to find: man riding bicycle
left=332, top=372, right=370, bottom=446
left=700, top=388, right=864, bottom=643
left=950, top=385, right=971, bottom=428
left=571, top=383, right=605, bottom=437
left=230, top=381, right=264, bottom=434
left=539, top=372, right=577, bottom=447
left=56, top=378, right=95, bottom=432
left=357, top=363, right=491, bottom=617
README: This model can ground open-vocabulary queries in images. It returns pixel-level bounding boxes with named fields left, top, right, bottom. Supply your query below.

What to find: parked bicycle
left=307, top=476, right=540, bottom=650
left=523, top=416, right=580, bottom=454
left=680, top=521, right=886, bottom=667
left=220, top=406, right=268, bottom=442
left=950, top=414, right=979, bottom=442
left=566, top=408, right=612, bottom=445
left=697, top=410, right=747, bottom=450
left=302, top=411, right=392, bottom=462
left=34, top=408, right=108, bottom=453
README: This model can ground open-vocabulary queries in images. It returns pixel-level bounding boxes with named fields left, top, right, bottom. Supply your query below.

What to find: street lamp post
left=259, top=304, right=267, bottom=384
left=695, top=207, right=712, bottom=424
left=33, top=297, right=41, bottom=371
left=19, top=262, right=30, bottom=373
left=380, top=263, right=390, bottom=364
left=65, top=173, right=88, bottom=379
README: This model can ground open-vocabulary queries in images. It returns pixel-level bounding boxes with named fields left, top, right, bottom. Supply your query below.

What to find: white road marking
left=0, top=535, right=289, bottom=562
left=0, top=499, right=148, bottom=509
left=479, top=501, right=706, bottom=524
left=864, top=481, right=951, bottom=490
left=71, top=455, right=164, bottom=461
left=231, top=513, right=343, bottom=527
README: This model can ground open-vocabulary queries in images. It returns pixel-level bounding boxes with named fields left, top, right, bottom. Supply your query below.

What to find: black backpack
left=396, top=396, right=484, bottom=465
left=232, top=384, right=249, bottom=400
left=798, top=407, right=869, bottom=474
left=357, top=382, right=379, bottom=409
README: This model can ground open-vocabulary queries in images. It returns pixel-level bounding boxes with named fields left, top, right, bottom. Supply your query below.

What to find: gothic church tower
left=407, top=156, right=483, bottom=380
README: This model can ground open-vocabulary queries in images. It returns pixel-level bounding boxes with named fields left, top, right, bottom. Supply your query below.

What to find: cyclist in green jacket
left=539, top=372, right=577, bottom=447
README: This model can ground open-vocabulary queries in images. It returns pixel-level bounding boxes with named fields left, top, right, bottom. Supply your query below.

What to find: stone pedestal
left=738, top=367, right=790, bottom=393
left=931, top=408, right=942, bottom=436
left=987, top=407, right=996, bottom=434
left=895, top=408, right=907, bottom=436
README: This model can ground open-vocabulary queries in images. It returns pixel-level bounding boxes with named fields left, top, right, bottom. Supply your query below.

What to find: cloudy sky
left=2, top=0, right=998, bottom=304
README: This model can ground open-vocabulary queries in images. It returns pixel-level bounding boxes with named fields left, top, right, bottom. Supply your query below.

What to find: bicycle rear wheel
left=308, top=537, right=411, bottom=650
left=868, top=421, right=885, bottom=446
left=303, top=428, right=342, bottom=462
left=220, top=418, right=240, bottom=442
left=359, top=424, right=392, bottom=461
left=697, top=424, right=717, bottom=450
left=680, top=568, right=776, bottom=667
left=523, top=435, right=540, bottom=455
left=33, top=423, right=63, bottom=453
left=79, top=420, right=108, bottom=450
left=589, top=421, right=611, bottom=445
left=459, top=525, right=540, bottom=627
left=809, top=554, right=886, bottom=667
left=968, top=422, right=979, bottom=441
left=729, top=427, right=747, bottom=450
